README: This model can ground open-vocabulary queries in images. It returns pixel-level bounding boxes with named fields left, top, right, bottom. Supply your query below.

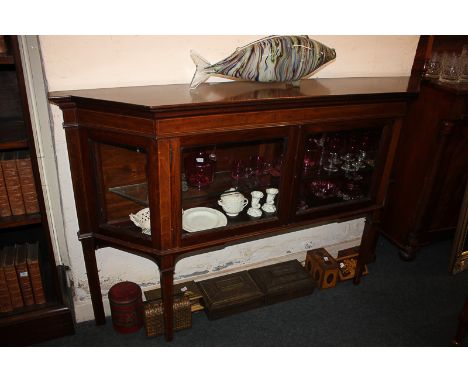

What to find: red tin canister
left=108, top=281, right=144, bottom=334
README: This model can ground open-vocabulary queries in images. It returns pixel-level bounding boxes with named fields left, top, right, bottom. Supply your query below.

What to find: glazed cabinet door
left=84, top=128, right=156, bottom=248
left=292, top=119, right=395, bottom=222
left=174, top=125, right=295, bottom=247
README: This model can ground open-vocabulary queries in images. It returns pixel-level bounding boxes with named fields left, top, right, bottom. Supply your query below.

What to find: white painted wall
left=39, top=35, right=419, bottom=322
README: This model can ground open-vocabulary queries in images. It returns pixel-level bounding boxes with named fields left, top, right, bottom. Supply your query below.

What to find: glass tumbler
left=425, top=52, right=442, bottom=78
left=439, top=52, right=460, bottom=83
left=459, top=47, right=468, bottom=82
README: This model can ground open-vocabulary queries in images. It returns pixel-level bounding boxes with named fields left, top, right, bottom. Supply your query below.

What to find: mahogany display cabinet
left=49, top=77, right=416, bottom=340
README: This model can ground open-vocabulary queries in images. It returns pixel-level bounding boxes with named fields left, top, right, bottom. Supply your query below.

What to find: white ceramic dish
left=182, top=207, right=227, bottom=232
left=129, top=207, right=151, bottom=235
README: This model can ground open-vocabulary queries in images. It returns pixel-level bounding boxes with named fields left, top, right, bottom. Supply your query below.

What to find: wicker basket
left=143, top=294, right=192, bottom=338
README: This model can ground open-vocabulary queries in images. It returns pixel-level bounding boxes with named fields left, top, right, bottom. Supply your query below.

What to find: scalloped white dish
left=182, top=207, right=227, bottom=232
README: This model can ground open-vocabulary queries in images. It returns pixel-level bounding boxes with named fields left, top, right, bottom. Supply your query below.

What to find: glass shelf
left=183, top=171, right=280, bottom=203
left=109, top=182, right=148, bottom=206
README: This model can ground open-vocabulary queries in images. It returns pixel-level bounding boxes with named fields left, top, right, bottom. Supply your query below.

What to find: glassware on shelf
left=309, top=179, right=340, bottom=199
left=251, top=155, right=265, bottom=176
left=439, top=52, right=460, bottom=83
left=459, top=45, right=468, bottom=82
left=184, top=150, right=215, bottom=188
left=271, top=153, right=284, bottom=177
left=323, top=134, right=342, bottom=172
left=249, top=155, right=272, bottom=186
left=231, top=159, right=247, bottom=180
left=303, top=137, right=322, bottom=174
left=339, top=178, right=364, bottom=201
left=341, top=134, right=359, bottom=173
left=354, top=131, right=371, bottom=170
left=424, top=52, right=442, bottom=78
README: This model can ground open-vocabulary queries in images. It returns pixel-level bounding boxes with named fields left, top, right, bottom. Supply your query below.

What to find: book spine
left=1, top=154, right=26, bottom=216
left=0, top=267, right=13, bottom=313
left=16, top=156, right=39, bottom=214
left=27, top=261, right=46, bottom=304
left=4, top=265, right=23, bottom=309
left=0, top=164, right=12, bottom=217
left=15, top=262, right=35, bottom=305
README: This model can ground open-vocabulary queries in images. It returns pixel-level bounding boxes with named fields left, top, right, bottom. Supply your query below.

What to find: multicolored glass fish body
left=190, top=35, right=336, bottom=89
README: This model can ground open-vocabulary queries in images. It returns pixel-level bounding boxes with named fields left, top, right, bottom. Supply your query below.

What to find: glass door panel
left=93, top=141, right=150, bottom=240
left=180, top=137, right=287, bottom=235
left=296, top=126, right=384, bottom=214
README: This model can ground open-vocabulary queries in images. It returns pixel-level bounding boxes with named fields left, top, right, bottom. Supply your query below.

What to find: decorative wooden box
left=143, top=294, right=192, bottom=338
left=144, top=280, right=204, bottom=312
left=248, top=260, right=314, bottom=305
left=305, top=248, right=339, bottom=289
left=197, top=271, right=264, bottom=320
left=336, top=246, right=368, bottom=281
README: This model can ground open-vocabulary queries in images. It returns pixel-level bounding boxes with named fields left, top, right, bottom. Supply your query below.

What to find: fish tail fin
left=190, top=50, right=212, bottom=90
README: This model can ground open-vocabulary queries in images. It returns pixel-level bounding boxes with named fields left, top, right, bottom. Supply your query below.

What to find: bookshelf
left=0, top=36, right=74, bottom=345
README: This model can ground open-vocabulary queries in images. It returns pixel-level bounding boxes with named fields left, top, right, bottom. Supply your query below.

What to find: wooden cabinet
left=0, top=36, right=74, bottom=345
left=50, top=77, right=415, bottom=340
left=381, top=36, right=468, bottom=260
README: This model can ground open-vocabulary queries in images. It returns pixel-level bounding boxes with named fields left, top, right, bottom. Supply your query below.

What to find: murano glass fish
left=190, top=35, right=336, bottom=89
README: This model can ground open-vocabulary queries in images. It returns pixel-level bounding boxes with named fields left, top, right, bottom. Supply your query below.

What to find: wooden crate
left=248, top=260, right=314, bottom=305
left=197, top=271, right=264, bottom=320
left=336, top=246, right=368, bottom=281
left=305, top=248, right=339, bottom=289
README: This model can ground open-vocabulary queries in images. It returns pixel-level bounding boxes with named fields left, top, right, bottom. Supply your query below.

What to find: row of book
left=0, top=150, right=39, bottom=217
left=0, top=242, right=46, bottom=313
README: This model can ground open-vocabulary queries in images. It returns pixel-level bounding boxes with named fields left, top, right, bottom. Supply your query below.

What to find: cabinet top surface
left=49, top=77, right=416, bottom=113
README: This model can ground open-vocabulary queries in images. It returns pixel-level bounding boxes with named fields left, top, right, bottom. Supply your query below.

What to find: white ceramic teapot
left=218, top=189, right=248, bottom=217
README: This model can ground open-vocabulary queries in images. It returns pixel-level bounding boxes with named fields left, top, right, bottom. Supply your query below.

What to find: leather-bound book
left=1, top=151, right=25, bottom=216
left=0, top=163, right=12, bottom=217
left=26, top=242, right=46, bottom=304
left=14, top=244, right=35, bottom=306
left=0, top=249, right=13, bottom=313
left=2, top=246, right=23, bottom=309
left=16, top=151, right=39, bottom=214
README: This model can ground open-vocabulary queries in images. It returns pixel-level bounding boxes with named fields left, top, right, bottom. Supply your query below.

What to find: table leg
left=354, top=212, right=380, bottom=285
left=160, top=256, right=175, bottom=341
left=81, top=237, right=106, bottom=325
